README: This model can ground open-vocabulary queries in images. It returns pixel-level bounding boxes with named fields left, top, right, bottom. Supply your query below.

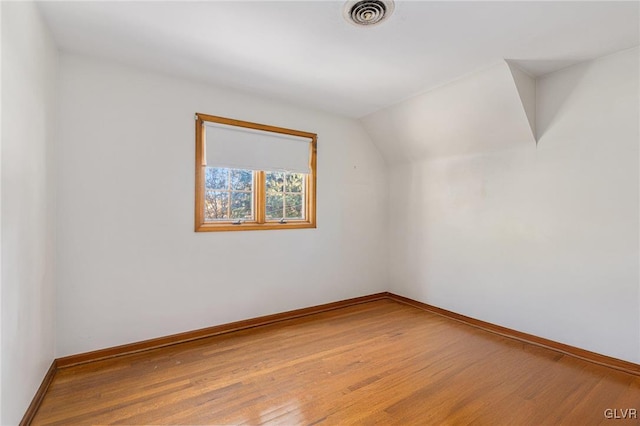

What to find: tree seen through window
left=204, top=168, right=253, bottom=221
left=265, top=171, right=305, bottom=220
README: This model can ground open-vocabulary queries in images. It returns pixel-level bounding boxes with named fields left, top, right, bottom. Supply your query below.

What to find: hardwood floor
left=32, top=300, right=639, bottom=425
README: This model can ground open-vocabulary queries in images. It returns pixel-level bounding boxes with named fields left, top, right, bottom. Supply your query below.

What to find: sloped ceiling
left=36, top=1, right=639, bottom=118
left=361, top=61, right=536, bottom=163
left=35, top=1, right=637, bottom=163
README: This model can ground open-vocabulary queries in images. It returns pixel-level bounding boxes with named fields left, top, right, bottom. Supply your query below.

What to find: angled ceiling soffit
left=361, top=61, right=538, bottom=164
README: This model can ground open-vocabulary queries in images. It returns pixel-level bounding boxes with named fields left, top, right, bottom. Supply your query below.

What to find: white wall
left=55, top=53, right=388, bottom=357
left=385, top=47, right=639, bottom=363
left=0, top=3, right=3, bottom=422
left=1, top=2, right=58, bottom=424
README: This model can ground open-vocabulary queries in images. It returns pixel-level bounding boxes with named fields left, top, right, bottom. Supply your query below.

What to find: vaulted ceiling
left=38, top=1, right=639, bottom=118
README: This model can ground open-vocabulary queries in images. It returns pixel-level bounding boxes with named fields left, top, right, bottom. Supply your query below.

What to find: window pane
left=266, top=171, right=284, bottom=193
left=285, top=194, right=303, bottom=219
left=205, top=191, right=229, bottom=220
left=230, top=192, right=252, bottom=220
left=285, top=173, right=304, bottom=193
left=205, top=167, right=229, bottom=190
left=266, top=194, right=284, bottom=219
left=230, top=169, right=252, bottom=191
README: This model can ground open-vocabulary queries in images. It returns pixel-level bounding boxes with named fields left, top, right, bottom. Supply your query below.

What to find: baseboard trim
left=22, top=291, right=640, bottom=424
left=19, top=360, right=57, bottom=426
left=54, top=291, right=640, bottom=375
left=386, top=292, right=640, bottom=377
left=56, top=292, right=390, bottom=368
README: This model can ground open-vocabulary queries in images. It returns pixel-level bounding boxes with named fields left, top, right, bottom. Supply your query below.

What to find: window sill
left=195, top=221, right=316, bottom=232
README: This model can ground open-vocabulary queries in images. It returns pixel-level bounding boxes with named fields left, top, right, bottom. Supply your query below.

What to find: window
left=205, top=167, right=254, bottom=221
left=195, top=113, right=317, bottom=231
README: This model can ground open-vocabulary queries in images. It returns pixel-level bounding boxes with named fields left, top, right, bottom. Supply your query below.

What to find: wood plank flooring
left=32, top=300, right=640, bottom=425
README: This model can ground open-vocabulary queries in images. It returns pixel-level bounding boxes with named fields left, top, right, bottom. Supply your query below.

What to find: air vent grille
left=344, top=0, right=394, bottom=26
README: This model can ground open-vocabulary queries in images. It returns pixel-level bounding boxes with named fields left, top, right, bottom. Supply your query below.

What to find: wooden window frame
left=195, top=113, right=317, bottom=232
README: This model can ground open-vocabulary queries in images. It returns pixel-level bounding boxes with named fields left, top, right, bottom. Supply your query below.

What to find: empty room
left=2, top=0, right=639, bottom=424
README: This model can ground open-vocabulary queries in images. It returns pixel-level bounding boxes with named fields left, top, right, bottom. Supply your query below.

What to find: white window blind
left=205, top=122, right=312, bottom=174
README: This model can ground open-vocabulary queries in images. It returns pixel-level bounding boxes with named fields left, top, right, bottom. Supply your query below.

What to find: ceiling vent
left=344, top=0, right=394, bottom=26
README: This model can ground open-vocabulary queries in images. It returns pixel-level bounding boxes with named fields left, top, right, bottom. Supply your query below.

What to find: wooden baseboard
left=53, top=291, right=640, bottom=375
left=57, top=292, right=390, bottom=368
left=386, top=292, right=640, bottom=377
left=19, top=360, right=57, bottom=426
left=21, top=291, right=640, bottom=424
